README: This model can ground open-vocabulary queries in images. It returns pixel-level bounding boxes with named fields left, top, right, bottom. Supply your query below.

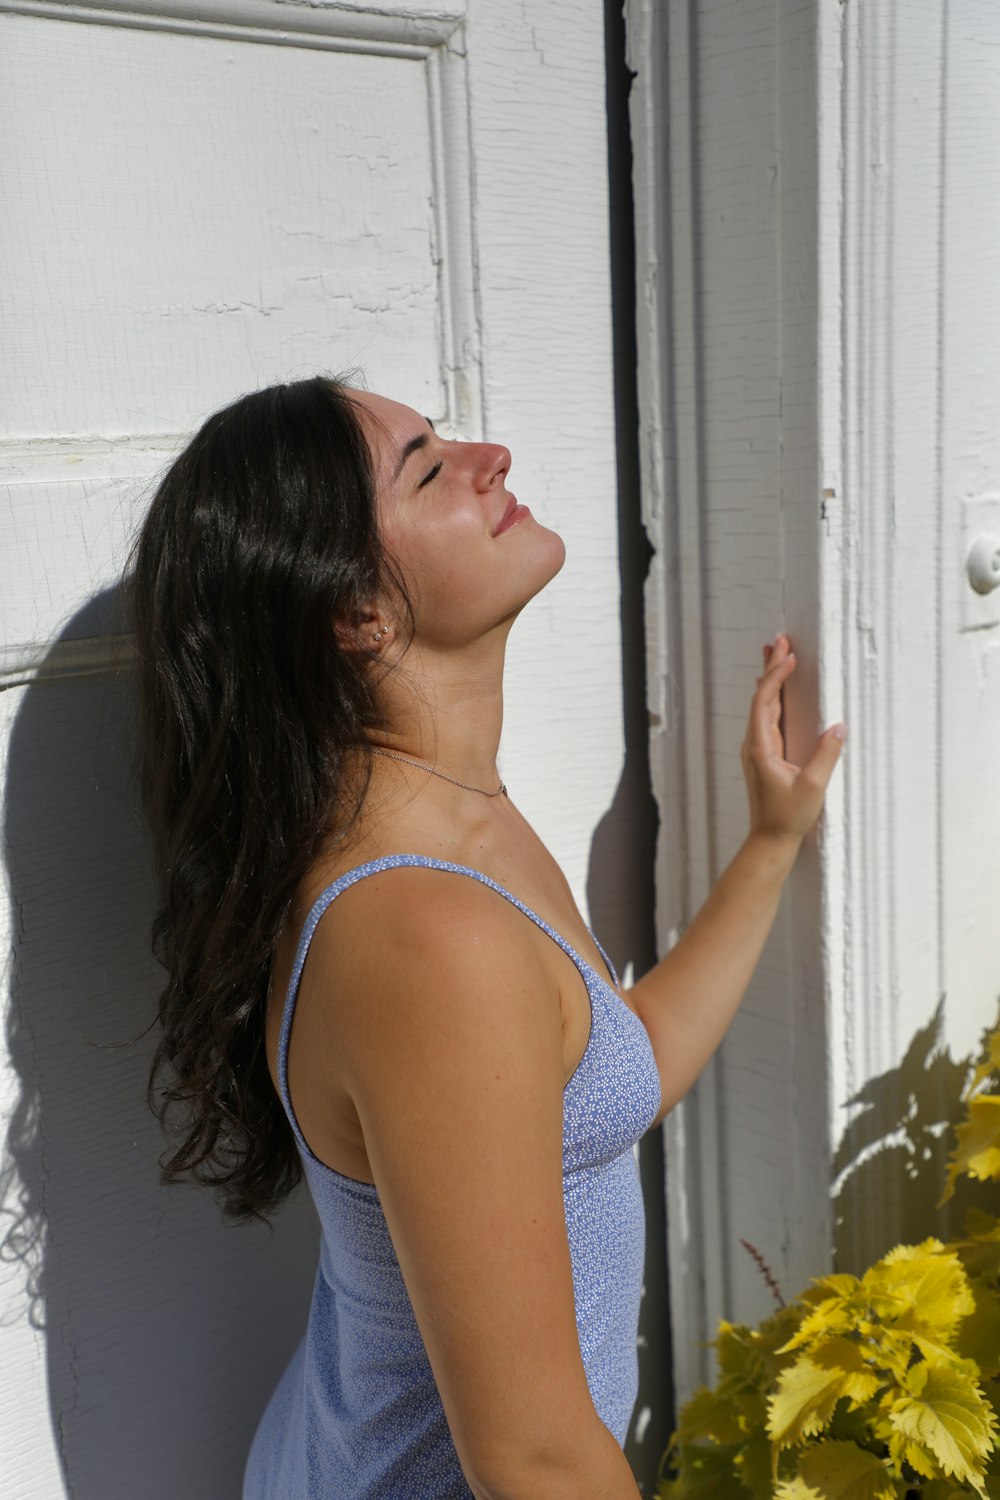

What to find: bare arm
left=323, top=869, right=642, bottom=1500
left=628, top=634, right=847, bottom=1122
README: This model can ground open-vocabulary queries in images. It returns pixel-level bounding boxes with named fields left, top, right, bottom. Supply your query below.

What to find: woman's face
left=351, top=390, right=566, bottom=650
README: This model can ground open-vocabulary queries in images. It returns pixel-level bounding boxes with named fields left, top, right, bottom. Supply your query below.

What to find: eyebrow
left=392, top=418, right=436, bottom=482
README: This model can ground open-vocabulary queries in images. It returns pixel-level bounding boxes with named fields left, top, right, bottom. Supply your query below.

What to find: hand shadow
left=1, top=587, right=318, bottom=1500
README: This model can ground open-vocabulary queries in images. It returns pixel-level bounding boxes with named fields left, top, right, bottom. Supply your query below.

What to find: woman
left=127, top=375, right=845, bottom=1500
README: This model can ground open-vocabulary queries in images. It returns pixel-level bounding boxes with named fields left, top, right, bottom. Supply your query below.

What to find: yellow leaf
left=909, top=1335, right=971, bottom=1373
left=716, top=1322, right=767, bottom=1392
left=774, top=1480, right=824, bottom=1499
left=943, top=1096, right=1000, bottom=1201
left=871, top=1331, right=925, bottom=1384
left=880, top=1238, right=948, bottom=1263
left=778, top=1281, right=899, bottom=1358
left=714, top=1322, right=771, bottom=1427
left=780, top=1297, right=856, bottom=1355
left=677, top=1387, right=746, bottom=1447
left=796, top=1440, right=901, bottom=1499
left=756, top=1304, right=813, bottom=1380
left=957, top=1280, right=1000, bottom=1376
left=887, top=1362, right=997, bottom=1489
left=886, top=1428, right=940, bottom=1480
left=735, top=1430, right=774, bottom=1500
left=768, top=1359, right=849, bottom=1447
left=830, top=1401, right=878, bottom=1449
left=819, top=1276, right=868, bottom=1299
left=809, top=1338, right=883, bottom=1406
left=777, top=1242, right=973, bottom=1390
left=874, top=1242, right=975, bottom=1340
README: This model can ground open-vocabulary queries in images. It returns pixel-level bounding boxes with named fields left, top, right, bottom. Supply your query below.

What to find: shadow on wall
left=833, top=996, right=999, bottom=1276
left=0, top=588, right=318, bottom=1500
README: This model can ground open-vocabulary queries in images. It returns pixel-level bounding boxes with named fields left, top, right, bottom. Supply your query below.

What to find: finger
left=798, top=722, right=847, bottom=792
left=755, top=651, right=796, bottom=702
left=747, top=653, right=795, bottom=747
left=767, top=649, right=796, bottom=679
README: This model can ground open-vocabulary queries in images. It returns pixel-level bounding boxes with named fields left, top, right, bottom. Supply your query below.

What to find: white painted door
left=0, top=3, right=631, bottom=1494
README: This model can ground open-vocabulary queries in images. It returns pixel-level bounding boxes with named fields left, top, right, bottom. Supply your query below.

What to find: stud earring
left=373, top=624, right=392, bottom=645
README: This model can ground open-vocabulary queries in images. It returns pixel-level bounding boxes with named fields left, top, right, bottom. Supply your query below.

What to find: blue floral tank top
left=243, top=854, right=661, bottom=1499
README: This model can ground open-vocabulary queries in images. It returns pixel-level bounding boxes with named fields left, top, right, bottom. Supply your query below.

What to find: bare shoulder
left=312, top=857, right=535, bottom=947
left=305, top=861, right=558, bottom=1048
left=305, top=864, right=568, bottom=1183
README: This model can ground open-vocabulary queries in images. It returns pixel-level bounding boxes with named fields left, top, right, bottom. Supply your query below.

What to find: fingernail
left=832, top=723, right=847, bottom=742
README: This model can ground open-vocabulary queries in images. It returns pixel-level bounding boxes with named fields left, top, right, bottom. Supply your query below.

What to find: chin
left=534, top=520, right=567, bottom=574
left=519, top=526, right=566, bottom=604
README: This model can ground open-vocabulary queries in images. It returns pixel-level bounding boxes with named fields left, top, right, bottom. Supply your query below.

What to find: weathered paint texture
left=0, top=2, right=639, bottom=1493
left=629, top=0, right=1000, bottom=1404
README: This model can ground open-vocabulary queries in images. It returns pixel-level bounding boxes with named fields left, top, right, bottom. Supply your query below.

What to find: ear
left=333, top=602, right=394, bottom=657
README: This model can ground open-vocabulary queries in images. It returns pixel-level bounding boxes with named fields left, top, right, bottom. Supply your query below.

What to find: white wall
left=629, top=0, right=1000, bottom=1402
left=822, top=0, right=1000, bottom=1277
left=0, top=2, right=638, bottom=1494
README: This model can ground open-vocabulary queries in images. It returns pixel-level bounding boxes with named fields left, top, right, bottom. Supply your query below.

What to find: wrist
left=742, top=826, right=803, bottom=878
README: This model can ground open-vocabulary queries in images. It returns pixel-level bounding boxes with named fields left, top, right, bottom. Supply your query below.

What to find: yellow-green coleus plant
left=658, top=1020, right=1000, bottom=1499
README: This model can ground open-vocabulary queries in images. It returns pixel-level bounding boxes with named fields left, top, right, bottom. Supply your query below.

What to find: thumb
left=801, top=722, right=848, bottom=792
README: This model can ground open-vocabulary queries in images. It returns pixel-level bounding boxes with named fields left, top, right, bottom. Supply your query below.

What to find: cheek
left=416, top=543, right=489, bottom=617
left=382, top=518, right=487, bottom=613
left=383, top=519, right=563, bottom=646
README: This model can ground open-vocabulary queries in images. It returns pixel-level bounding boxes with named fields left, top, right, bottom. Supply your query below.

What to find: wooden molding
left=0, top=0, right=465, bottom=56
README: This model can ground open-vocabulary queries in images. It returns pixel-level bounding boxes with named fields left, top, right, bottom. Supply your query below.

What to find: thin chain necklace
left=369, top=745, right=507, bottom=798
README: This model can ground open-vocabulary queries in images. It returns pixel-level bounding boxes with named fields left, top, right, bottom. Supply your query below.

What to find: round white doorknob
left=967, top=534, right=1000, bottom=594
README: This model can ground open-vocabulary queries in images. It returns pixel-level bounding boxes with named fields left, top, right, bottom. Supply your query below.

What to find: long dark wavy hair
left=125, top=375, right=408, bottom=1222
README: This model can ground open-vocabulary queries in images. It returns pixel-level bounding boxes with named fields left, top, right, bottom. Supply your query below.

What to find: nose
left=464, top=441, right=511, bottom=490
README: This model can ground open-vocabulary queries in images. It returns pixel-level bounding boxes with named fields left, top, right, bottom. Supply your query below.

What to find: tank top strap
left=276, top=853, right=613, bottom=1156
left=590, top=933, right=619, bottom=988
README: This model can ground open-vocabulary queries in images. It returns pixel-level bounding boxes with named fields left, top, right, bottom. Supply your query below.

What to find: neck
left=369, top=631, right=507, bottom=791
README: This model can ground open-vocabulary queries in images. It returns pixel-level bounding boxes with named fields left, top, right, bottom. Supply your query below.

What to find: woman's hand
left=628, top=634, right=847, bottom=1114
left=740, top=633, right=846, bottom=846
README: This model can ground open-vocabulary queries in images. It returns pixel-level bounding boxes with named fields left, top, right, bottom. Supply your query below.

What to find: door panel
left=0, top=2, right=636, bottom=1495
left=2, top=12, right=450, bottom=436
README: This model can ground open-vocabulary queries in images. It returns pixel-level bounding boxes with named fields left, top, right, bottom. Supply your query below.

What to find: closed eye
left=417, top=461, right=442, bottom=489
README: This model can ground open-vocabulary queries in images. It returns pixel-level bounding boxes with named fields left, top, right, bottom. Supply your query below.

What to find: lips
left=493, top=495, right=526, bottom=535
